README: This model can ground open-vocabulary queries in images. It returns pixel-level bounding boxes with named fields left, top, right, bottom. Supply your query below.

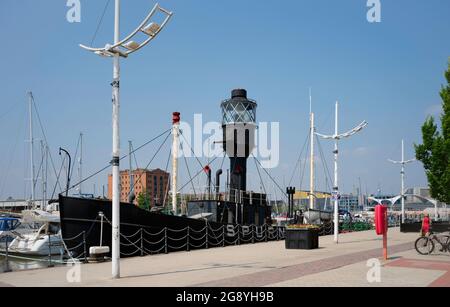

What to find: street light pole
left=59, top=147, right=71, bottom=197
left=111, top=0, right=121, bottom=280
left=316, top=101, right=368, bottom=244
left=79, top=1, right=173, bottom=279
left=333, top=102, right=339, bottom=243
left=388, top=139, right=415, bottom=224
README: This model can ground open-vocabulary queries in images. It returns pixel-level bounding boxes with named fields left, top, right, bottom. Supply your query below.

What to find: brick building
left=108, top=169, right=170, bottom=206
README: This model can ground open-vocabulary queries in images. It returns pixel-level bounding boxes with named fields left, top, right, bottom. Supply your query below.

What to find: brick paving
left=0, top=229, right=429, bottom=287
left=386, top=258, right=450, bottom=287
left=194, top=242, right=413, bottom=287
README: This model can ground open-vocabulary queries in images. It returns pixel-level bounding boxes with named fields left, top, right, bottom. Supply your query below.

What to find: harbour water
left=0, top=254, right=64, bottom=273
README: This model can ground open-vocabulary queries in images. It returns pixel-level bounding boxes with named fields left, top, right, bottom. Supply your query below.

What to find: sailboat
left=2, top=92, right=65, bottom=256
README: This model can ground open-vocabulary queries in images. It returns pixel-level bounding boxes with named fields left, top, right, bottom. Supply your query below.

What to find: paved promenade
left=0, top=228, right=449, bottom=287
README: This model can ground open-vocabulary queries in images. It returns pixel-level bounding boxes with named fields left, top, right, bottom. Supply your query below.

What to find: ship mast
left=78, top=133, right=83, bottom=195
left=309, top=88, right=315, bottom=210
left=172, top=112, right=181, bottom=215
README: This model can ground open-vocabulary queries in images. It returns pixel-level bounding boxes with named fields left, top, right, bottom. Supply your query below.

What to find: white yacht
left=4, top=210, right=65, bottom=256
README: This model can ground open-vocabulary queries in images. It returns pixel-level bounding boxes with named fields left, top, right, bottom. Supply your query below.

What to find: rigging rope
left=315, top=134, right=333, bottom=192
left=90, top=0, right=112, bottom=46
left=178, top=156, right=219, bottom=192
left=162, top=147, right=172, bottom=208
left=251, top=154, right=288, bottom=199
left=180, top=131, right=207, bottom=172
left=50, top=156, right=66, bottom=200
left=31, top=97, right=63, bottom=193
left=64, top=128, right=171, bottom=194
left=127, top=131, right=172, bottom=199
left=253, top=157, right=267, bottom=195
left=299, top=133, right=310, bottom=192
left=181, top=142, right=197, bottom=196
left=288, top=132, right=309, bottom=187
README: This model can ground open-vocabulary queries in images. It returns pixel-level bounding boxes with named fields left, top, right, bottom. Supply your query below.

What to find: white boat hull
left=5, top=234, right=64, bottom=256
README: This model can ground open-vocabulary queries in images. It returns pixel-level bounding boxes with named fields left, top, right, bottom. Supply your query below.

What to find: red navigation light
left=172, top=112, right=181, bottom=125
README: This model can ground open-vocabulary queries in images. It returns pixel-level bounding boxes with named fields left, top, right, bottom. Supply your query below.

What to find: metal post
left=140, top=228, right=144, bottom=257
left=4, top=235, right=11, bottom=273
left=252, top=225, right=255, bottom=244
left=265, top=224, right=268, bottom=242
left=83, top=231, right=88, bottom=263
left=205, top=221, right=209, bottom=249
left=111, top=0, right=121, bottom=280
left=78, top=0, right=173, bottom=279
left=48, top=234, right=54, bottom=268
left=222, top=226, right=225, bottom=247
left=333, top=102, right=339, bottom=244
left=316, top=101, right=367, bottom=243
left=401, top=140, right=405, bottom=223
left=99, top=212, right=104, bottom=247
left=164, top=227, right=168, bottom=254
left=389, top=140, right=415, bottom=224
left=237, top=225, right=240, bottom=245
left=187, top=227, right=190, bottom=252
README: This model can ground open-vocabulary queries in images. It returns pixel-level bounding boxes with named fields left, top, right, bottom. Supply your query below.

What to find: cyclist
left=421, top=213, right=431, bottom=237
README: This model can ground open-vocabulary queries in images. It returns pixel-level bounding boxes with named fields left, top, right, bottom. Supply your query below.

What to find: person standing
left=421, top=213, right=431, bottom=237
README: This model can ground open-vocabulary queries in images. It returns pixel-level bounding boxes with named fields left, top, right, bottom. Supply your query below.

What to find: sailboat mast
left=79, top=133, right=83, bottom=195
left=309, top=89, right=315, bottom=210
left=40, top=140, right=47, bottom=210
left=28, top=92, right=36, bottom=203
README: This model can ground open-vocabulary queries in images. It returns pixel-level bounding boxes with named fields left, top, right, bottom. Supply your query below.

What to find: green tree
left=415, top=61, right=450, bottom=204
left=137, top=190, right=151, bottom=210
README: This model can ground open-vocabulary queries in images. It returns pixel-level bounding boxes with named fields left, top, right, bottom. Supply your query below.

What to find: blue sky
left=0, top=0, right=449, bottom=200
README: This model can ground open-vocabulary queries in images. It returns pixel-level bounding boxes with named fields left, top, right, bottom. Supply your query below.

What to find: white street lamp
left=316, top=101, right=368, bottom=244
left=80, top=1, right=173, bottom=279
left=388, top=139, right=415, bottom=224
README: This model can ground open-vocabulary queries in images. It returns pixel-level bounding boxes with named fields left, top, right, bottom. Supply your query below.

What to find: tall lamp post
left=316, top=101, right=368, bottom=244
left=80, top=1, right=173, bottom=279
left=388, top=139, right=415, bottom=224
left=59, top=147, right=72, bottom=197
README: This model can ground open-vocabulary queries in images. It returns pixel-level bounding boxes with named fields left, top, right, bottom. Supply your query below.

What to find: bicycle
left=415, top=231, right=450, bottom=255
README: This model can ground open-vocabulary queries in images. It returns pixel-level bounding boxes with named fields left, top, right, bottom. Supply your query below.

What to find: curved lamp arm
left=80, top=3, right=173, bottom=57
left=316, top=120, right=368, bottom=140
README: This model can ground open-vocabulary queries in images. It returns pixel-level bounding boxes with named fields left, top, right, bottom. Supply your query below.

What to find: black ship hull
left=59, top=195, right=285, bottom=259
